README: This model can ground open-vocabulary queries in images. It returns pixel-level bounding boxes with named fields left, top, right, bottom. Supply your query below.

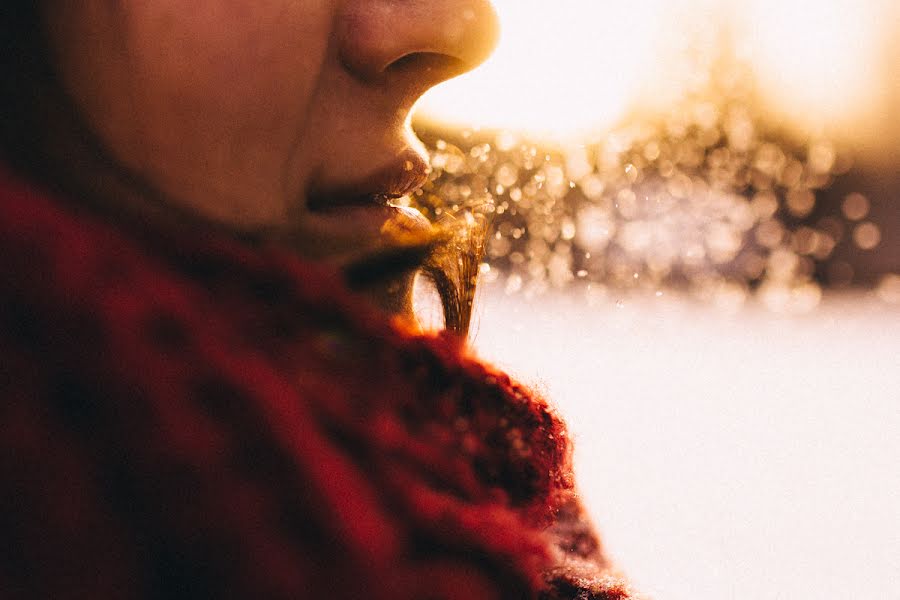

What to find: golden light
left=412, top=6, right=899, bottom=598
left=416, top=0, right=895, bottom=142
left=734, top=0, right=890, bottom=133
left=415, top=0, right=667, bottom=139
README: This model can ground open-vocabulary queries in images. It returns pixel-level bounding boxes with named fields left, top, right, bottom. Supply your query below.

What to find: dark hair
left=0, top=4, right=58, bottom=173
left=0, top=5, right=165, bottom=229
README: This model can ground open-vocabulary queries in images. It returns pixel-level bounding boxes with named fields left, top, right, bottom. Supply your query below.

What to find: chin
left=363, top=268, right=418, bottom=320
left=341, top=239, right=436, bottom=324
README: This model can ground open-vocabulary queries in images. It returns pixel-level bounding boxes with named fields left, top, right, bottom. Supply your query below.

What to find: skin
left=39, top=0, right=499, bottom=315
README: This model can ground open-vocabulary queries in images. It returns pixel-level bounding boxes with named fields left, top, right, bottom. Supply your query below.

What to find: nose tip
left=339, top=0, right=500, bottom=85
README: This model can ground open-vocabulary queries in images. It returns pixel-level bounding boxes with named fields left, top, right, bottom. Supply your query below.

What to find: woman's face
left=44, top=0, right=498, bottom=266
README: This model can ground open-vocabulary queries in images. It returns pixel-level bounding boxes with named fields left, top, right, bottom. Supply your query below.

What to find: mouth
left=306, top=148, right=431, bottom=213
left=298, top=148, right=437, bottom=317
left=291, top=146, right=438, bottom=288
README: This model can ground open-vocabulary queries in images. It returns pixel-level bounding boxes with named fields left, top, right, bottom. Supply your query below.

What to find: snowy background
left=470, top=288, right=899, bottom=600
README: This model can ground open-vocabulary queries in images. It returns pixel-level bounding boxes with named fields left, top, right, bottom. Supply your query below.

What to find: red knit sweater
left=0, top=165, right=634, bottom=599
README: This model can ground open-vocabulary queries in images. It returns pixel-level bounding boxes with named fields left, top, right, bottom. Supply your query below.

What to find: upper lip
left=307, top=149, right=430, bottom=212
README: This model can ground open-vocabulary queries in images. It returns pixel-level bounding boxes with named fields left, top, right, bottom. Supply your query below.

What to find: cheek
left=125, top=2, right=333, bottom=181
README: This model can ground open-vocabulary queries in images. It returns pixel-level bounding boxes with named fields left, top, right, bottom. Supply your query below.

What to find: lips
left=306, top=148, right=430, bottom=212
left=289, top=146, right=437, bottom=276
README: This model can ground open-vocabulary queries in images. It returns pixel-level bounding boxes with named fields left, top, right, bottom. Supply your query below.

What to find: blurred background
left=411, top=1, right=899, bottom=598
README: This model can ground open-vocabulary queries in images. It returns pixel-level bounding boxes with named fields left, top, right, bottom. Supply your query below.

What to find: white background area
left=470, top=288, right=899, bottom=600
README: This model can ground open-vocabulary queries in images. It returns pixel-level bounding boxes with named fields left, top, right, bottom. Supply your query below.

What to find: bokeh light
left=409, top=5, right=899, bottom=599
left=411, top=0, right=896, bottom=310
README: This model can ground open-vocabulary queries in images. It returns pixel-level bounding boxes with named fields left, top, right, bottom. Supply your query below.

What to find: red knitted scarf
left=0, top=166, right=634, bottom=599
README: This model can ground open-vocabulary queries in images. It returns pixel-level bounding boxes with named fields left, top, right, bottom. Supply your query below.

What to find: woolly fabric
left=0, top=165, right=635, bottom=599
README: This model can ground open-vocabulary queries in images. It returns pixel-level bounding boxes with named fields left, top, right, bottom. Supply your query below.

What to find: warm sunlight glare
left=416, top=0, right=893, bottom=141
left=735, top=0, right=889, bottom=133
left=415, top=0, right=667, bottom=139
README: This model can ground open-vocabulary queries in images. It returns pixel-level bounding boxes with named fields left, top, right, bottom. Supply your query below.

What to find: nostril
left=386, top=52, right=470, bottom=83
left=338, top=0, right=500, bottom=85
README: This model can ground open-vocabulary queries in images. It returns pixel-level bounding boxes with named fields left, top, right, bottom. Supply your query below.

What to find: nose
left=338, top=0, right=500, bottom=88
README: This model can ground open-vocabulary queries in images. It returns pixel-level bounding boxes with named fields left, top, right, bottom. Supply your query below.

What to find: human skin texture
left=41, top=0, right=499, bottom=271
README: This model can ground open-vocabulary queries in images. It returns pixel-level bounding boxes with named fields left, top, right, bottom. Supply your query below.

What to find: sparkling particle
left=756, top=220, right=785, bottom=249
left=505, top=274, right=523, bottom=295
left=786, top=190, right=815, bottom=218
left=807, top=141, right=837, bottom=174
left=875, top=274, right=900, bottom=304
left=751, top=192, right=779, bottom=219
left=853, top=222, right=881, bottom=250
left=561, top=218, right=577, bottom=241
left=625, top=163, right=639, bottom=183
left=842, top=193, right=870, bottom=221
left=411, top=41, right=887, bottom=314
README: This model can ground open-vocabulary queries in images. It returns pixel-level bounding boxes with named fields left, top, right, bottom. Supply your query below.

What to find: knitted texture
left=0, top=166, right=635, bottom=599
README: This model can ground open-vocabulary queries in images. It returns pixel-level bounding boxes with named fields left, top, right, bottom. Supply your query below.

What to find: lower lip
left=320, top=200, right=429, bottom=232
